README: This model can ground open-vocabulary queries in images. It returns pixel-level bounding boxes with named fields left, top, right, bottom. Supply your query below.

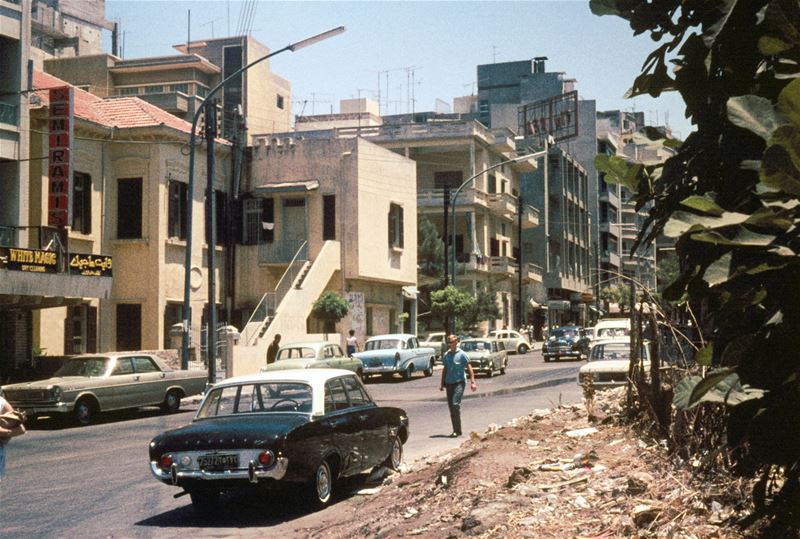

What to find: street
left=0, top=349, right=582, bottom=538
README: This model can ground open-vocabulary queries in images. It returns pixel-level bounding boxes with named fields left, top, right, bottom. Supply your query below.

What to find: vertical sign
left=48, top=86, right=74, bottom=227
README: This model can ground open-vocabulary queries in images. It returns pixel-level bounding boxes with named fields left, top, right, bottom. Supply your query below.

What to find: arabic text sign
left=69, top=253, right=113, bottom=277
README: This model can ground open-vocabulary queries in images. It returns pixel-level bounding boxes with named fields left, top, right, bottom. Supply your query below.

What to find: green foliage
left=462, top=287, right=502, bottom=329
left=599, top=283, right=637, bottom=312
left=430, top=286, right=475, bottom=333
left=592, top=0, right=800, bottom=526
left=312, top=291, right=349, bottom=324
left=417, top=217, right=445, bottom=278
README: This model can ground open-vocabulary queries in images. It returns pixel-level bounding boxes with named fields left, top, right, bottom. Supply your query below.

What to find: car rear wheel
left=161, top=389, right=182, bottom=413
left=308, top=459, right=334, bottom=507
left=423, top=360, right=433, bottom=377
left=382, top=436, right=403, bottom=470
left=73, top=397, right=97, bottom=426
left=189, top=489, right=220, bottom=514
left=403, top=365, right=413, bottom=381
left=500, top=360, right=506, bottom=375
left=544, top=356, right=551, bottom=363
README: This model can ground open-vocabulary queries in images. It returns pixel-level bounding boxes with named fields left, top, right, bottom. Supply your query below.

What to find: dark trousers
left=445, top=381, right=465, bottom=435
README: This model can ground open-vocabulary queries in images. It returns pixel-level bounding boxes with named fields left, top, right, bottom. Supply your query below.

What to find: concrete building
left=294, top=99, right=543, bottom=334
left=43, top=35, right=291, bottom=142
left=231, top=135, right=417, bottom=376
left=29, top=0, right=114, bottom=66
left=18, top=71, right=231, bottom=369
left=475, top=58, right=594, bottom=327
left=0, top=0, right=34, bottom=376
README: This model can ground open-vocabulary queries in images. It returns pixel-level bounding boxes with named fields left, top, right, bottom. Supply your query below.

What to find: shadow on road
left=24, top=406, right=198, bottom=430
left=134, top=476, right=370, bottom=529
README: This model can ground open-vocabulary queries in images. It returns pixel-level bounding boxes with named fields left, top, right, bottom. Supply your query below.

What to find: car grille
left=4, top=389, right=52, bottom=402
left=596, top=372, right=628, bottom=384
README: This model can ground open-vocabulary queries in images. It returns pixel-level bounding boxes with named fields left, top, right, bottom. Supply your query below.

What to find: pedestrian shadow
left=429, top=434, right=459, bottom=439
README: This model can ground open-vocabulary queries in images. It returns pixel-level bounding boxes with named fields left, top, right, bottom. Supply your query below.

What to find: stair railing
left=240, top=241, right=309, bottom=345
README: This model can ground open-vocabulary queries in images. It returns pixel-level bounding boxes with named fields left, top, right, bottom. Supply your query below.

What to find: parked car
left=418, top=331, right=447, bottom=361
left=0, top=353, right=207, bottom=425
left=148, top=369, right=408, bottom=511
left=592, top=318, right=631, bottom=340
left=460, top=338, right=508, bottom=377
left=542, top=326, right=590, bottom=362
left=487, top=330, right=531, bottom=354
left=577, top=338, right=651, bottom=389
left=261, top=341, right=364, bottom=379
left=353, top=334, right=436, bottom=380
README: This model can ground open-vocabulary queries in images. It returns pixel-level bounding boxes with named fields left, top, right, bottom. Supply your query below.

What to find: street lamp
left=181, top=26, right=346, bottom=373
left=449, top=148, right=549, bottom=287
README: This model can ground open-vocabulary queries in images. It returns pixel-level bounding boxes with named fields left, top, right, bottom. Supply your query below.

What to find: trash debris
left=402, top=507, right=419, bottom=519
left=356, top=486, right=383, bottom=495
left=565, top=427, right=599, bottom=438
left=574, top=495, right=591, bottom=509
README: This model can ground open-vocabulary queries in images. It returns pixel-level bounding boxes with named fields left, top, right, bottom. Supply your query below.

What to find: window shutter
left=87, top=306, right=97, bottom=353
left=399, top=206, right=404, bottom=248
left=64, top=307, right=74, bottom=355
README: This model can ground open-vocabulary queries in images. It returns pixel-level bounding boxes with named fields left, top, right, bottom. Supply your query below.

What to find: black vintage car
left=542, top=326, right=590, bottom=362
left=148, top=369, right=409, bottom=511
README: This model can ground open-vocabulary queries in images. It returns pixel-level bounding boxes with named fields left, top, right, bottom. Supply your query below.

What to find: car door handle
left=328, top=418, right=347, bottom=427
left=358, top=414, right=370, bottom=421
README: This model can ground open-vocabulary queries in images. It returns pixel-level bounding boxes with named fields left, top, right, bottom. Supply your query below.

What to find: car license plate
left=369, top=359, right=382, bottom=367
left=198, top=454, right=239, bottom=470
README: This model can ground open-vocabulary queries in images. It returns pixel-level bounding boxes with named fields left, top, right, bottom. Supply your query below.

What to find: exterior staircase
left=232, top=240, right=341, bottom=376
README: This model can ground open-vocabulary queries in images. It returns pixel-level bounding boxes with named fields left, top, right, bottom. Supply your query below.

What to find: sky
left=105, top=0, right=693, bottom=140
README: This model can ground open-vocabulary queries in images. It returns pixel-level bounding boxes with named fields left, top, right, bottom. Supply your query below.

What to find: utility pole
left=517, top=193, right=524, bottom=329
left=443, top=185, right=450, bottom=288
left=205, top=99, right=217, bottom=384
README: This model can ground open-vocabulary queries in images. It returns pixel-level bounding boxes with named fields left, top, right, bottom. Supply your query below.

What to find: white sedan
left=577, top=338, right=650, bottom=389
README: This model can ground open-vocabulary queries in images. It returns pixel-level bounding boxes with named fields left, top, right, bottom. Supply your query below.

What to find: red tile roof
left=32, top=70, right=212, bottom=139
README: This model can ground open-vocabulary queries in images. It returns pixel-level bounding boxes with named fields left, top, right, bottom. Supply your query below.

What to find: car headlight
left=50, top=385, right=62, bottom=400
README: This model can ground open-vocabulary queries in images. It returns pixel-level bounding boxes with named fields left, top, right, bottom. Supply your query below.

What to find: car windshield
left=277, top=347, right=316, bottom=360
left=552, top=328, right=578, bottom=338
left=365, top=339, right=404, bottom=351
left=197, top=382, right=313, bottom=418
left=461, top=341, right=490, bottom=352
left=596, top=327, right=630, bottom=338
left=54, top=357, right=110, bottom=377
left=590, top=343, right=649, bottom=361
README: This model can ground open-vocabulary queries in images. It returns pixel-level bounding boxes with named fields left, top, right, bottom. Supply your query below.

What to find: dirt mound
left=307, top=388, right=749, bottom=538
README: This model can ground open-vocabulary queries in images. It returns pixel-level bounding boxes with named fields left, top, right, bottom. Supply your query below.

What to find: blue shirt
left=443, top=348, right=469, bottom=384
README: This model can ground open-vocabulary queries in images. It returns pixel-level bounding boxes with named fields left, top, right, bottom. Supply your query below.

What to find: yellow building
left=27, top=71, right=231, bottom=358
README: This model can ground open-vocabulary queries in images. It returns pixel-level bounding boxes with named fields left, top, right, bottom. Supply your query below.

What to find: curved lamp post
left=181, top=26, right=346, bottom=371
left=449, top=148, right=549, bottom=287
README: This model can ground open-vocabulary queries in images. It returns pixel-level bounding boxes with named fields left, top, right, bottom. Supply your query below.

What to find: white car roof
left=214, top=368, right=355, bottom=389
left=280, top=341, right=340, bottom=351
left=366, top=334, right=414, bottom=341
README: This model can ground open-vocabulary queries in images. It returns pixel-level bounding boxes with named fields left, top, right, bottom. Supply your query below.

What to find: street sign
left=518, top=90, right=579, bottom=147
left=48, top=86, right=74, bottom=227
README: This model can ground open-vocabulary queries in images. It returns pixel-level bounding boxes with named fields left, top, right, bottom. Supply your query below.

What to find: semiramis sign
left=48, top=86, right=74, bottom=227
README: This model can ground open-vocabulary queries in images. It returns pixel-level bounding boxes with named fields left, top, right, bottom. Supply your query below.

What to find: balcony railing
left=0, top=101, right=18, bottom=126
left=258, top=239, right=308, bottom=265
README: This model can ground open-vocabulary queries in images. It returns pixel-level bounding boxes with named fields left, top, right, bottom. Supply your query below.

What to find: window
left=116, top=304, right=142, bottom=351
left=112, top=358, right=134, bottom=375
left=119, top=87, right=139, bottom=96
left=323, top=195, right=336, bottom=240
left=276, top=94, right=285, bottom=109
left=163, top=303, right=183, bottom=348
left=132, top=357, right=158, bottom=373
left=144, top=85, right=164, bottom=94
left=118, top=178, right=142, bottom=239
left=196, top=85, right=207, bottom=98
left=72, top=172, right=91, bottom=234
left=388, top=203, right=404, bottom=249
left=168, top=180, right=188, bottom=240
left=341, top=376, right=369, bottom=407
left=65, top=304, right=97, bottom=355
left=488, top=174, right=497, bottom=193
left=171, top=83, right=189, bottom=94
left=325, top=379, right=349, bottom=412
left=242, top=198, right=262, bottom=245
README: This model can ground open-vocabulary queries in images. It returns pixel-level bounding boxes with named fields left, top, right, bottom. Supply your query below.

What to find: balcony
left=137, top=92, right=191, bottom=114
left=522, top=262, right=544, bottom=283
left=600, top=250, right=621, bottom=269
left=455, top=252, right=490, bottom=275
left=417, top=188, right=489, bottom=210
left=491, top=129, right=515, bottom=152
left=599, top=189, right=620, bottom=208
left=0, top=101, right=18, bottom=126
left=490, top=256, right=516, bottom=277
left=520, top=204, right=540, bottom=229
left=487, top=192, right=516, bottom=218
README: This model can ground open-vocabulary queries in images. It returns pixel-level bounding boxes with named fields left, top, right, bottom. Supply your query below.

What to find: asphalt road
left=0, top=348, right=582, bottom=538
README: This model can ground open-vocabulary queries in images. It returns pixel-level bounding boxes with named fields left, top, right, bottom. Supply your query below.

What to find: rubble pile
left=310, top=388, right=751, bottom=538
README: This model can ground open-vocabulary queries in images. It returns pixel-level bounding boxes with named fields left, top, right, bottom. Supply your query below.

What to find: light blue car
left=353, top=334, right=437, bottom=381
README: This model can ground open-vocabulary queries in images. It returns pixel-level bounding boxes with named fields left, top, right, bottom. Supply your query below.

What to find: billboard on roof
left=518, top=90, right=579, bottom=147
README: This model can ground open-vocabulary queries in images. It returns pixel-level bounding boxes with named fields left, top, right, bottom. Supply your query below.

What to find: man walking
left=439, top=334, right=477, bottom=437
left=266, top=334, right=281, bottom=365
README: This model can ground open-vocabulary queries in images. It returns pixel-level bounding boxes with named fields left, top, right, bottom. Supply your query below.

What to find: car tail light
left=258, top=450, right=274, bottom=467
left=159, top=454, right=174, bottom=470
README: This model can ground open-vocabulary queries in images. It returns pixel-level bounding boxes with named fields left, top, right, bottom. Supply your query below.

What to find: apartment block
left=294, top=100, right=542, bottom=334
left=231, top=135, right=417, bottom=376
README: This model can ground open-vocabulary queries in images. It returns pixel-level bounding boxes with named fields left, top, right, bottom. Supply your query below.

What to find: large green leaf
left=663, top=210, right=751, bottom=238
left=727, top=95, right=785, bottom=140
left=595, top=154, right=640, bottom=192
left=777, top=67, right=800, bottom=127
left=589, top=0, right=621, bottom=16
left=680, top=195, right=725, bottom=216
left=676, top=369, right=765, bottom=410
left=704, top=253, right=732, bottom=286
left=695, top=343, right=714, bottom=367
left=690, top=227, right=777, bottom=248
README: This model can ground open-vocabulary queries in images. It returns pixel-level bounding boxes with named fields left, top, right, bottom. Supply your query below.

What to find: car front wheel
left=423, top=360, right=434, bottom=377
left=403, top=365, right=413, bottom=381
left=517, top=343, right=529, bottom=354
left=73, top=398, right=97, bottom=426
